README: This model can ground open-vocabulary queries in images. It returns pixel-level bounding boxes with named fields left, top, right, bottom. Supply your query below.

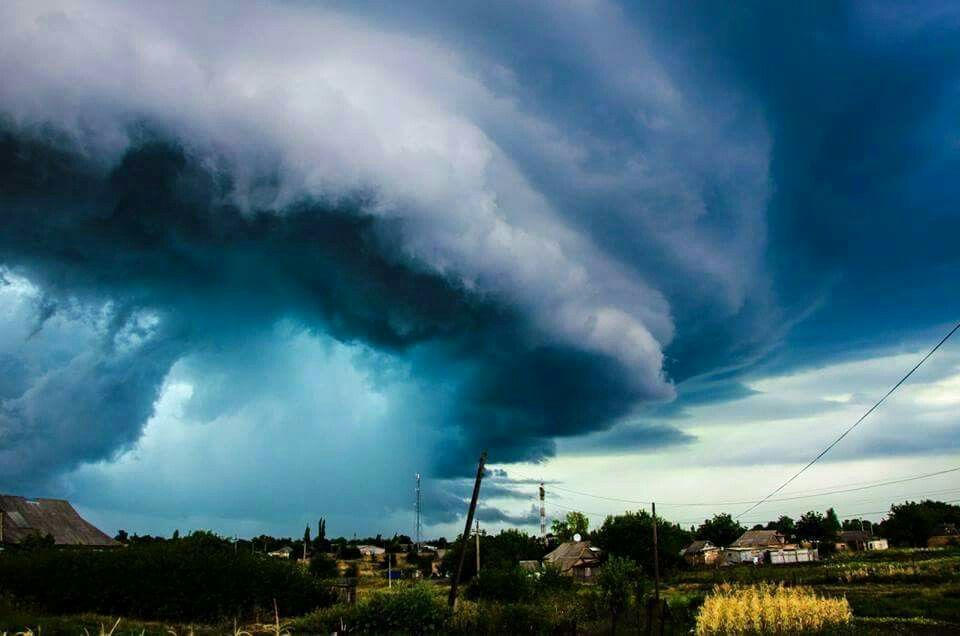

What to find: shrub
left=295, top=583, right=449, bottom=634
left=695, top=583, right=852, bottom=635
left=596, top=556, right=640, bottom=632
left=465, top=566, right=535, bottom=602
left=0, top=532, right=335, bottom=622
left=538, top=563, right=574, bottom=593
left=309, top=552, right=339, bottom=579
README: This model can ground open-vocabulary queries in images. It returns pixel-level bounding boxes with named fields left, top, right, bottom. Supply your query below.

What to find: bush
left=309, top=552, right=339, bottom=579
left=295, top=583, right=449, bottom=634
left=695, top=583, right=852, bottom=635
left=0, top=531, right=335, bottom=622
left=465, top=566, right=535, bottom=603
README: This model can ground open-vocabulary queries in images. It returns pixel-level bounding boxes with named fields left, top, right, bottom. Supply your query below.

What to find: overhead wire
left=735, top=320, right=960, bottom=519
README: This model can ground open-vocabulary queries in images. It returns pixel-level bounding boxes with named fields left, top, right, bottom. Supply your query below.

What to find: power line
left=736, top=321, right=960, bottom=520
left=552, top=489, right=960, bottom=528
left=509, top=464, right=960, bottom=508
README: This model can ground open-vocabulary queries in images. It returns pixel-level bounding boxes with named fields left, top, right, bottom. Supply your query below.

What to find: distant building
left=0, top=494, right=118, bottom=548
left=839, top=530, right=888, bottom=551
left=518, top=560, right=541, bottom=573
left=928, top=523, right=960, bottom=548
left=543, top=540, right=603, bottom=580
left=680, top=540, right=722, bottom=567
left=268, top=546, right=294, bottom=558
left=357, top=544, right=386, bottom=557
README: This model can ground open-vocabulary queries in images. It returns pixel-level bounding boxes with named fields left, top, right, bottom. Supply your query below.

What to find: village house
left=679, top=539, right=722, bottom=567
left=722, top=529, right=819, bottom=566
left=927, top=523, right=960, bottom=547
left=838, top=530, right=888, bottom=551
left=268, top=546, right=294, bottom=558
left=0, top=494, right=118, bottom=548
left=543, top=540, right=604, bottom=581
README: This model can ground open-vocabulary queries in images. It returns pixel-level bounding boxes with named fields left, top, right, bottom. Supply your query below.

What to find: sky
left=0, top=0, right=959, bottom=540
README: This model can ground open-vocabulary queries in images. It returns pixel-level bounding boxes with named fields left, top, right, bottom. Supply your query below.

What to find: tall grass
left=695, top=583, right=851, bottom=635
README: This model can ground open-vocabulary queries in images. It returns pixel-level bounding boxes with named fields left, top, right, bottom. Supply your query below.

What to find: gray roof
left=0, top=494, right=118, bottom=547
left=681, top=539, right=718, bottom=555
left=544, top=540, right=602, bottom=573
left=730, top=530, right=786, bottom=548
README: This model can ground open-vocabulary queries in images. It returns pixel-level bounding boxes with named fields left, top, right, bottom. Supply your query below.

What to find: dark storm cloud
left=0, top=125, right=687, bottom=485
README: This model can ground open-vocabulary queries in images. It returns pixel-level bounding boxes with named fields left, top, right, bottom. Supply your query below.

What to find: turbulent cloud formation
left=0, top=0, right=958, bottom=534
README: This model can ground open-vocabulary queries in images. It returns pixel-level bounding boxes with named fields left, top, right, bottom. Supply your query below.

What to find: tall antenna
left=415, top=473, right=422, bottom=551
left=539, top=482, right=546, bottom=539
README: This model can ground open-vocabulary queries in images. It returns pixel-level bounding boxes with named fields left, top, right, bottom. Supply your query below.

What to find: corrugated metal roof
left=730, top=530, right=785, bottom=548
left=0, top=494, right=118, bottom=547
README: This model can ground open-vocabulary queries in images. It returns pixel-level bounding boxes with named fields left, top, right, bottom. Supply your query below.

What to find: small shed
left=839, top=530, right=887, bottom=551
left=928, top=523, right=960, bottom=548
left=680, top=539, right=721, bottom=567
left=0, top=494, right=118, bottom=548
left=543, top=540, right=603, bottom=580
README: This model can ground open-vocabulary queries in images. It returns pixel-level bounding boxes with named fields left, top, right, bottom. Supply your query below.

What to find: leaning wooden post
left=448, top=450, right=487, bottom=609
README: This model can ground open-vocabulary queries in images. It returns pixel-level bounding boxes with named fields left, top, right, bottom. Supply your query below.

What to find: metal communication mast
left=415, top=473, right=422, bottom=550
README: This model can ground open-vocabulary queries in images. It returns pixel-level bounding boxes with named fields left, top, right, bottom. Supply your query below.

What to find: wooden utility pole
left=652, top=502, right=660, bottom=602
left=448, top=450, right=487, bottom=609
left=475, top=519, right=481, bottom=576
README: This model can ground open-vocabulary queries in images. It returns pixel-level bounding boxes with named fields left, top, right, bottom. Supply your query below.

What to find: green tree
left=440, top=528, right=545, bottom=582
left=309, top=552, right=339, bottom=579
left=878, top=499, right=960, bottom=546
left=795, top=511, right=827, bottom=541
left=695, top=513, right=746, bottom=548
left=592, top=510, right=691, bottom=574
left=765, top=515, right=796, bottom=539
left=551, top=511, right=589, bottom=541
left=824, top=508, right=841, bottom=537
left=597, top=556, right=640, bottom=634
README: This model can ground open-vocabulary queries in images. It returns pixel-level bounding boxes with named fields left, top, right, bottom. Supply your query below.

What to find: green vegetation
left=4, top=519, right=960, bottom=634
left=0, top=531, right=334, bottom=623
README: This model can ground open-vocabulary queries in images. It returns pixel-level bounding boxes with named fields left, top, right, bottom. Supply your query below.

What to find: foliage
left=308, top=552, right=339, bottom=579
left=465, top=566, right=535, bottom=602
left=551, top=511, right=590, bottom=542
left=337, top=545, right=362, bottom=560
left=440, top=529, right=545, bottom=582
left=696, top=514, right=746, bottom=548
left=538, top=562, right=574, bottom=593
left=596, top=555, right=640, bottom=631
left=0, top=530, right=335, bottom=621
left=795, top=510, right=830, bottom=541
left=17, top=531, right=56, bottom=551
left=878, top=499, right=960, bottom=546
left=592, top=510, right=691, bottom=574
left=764, top=515, right=796, bottom=539
left=695, top=583, right=852, bottom=635
left=293, top=583, right=449, bottom=634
